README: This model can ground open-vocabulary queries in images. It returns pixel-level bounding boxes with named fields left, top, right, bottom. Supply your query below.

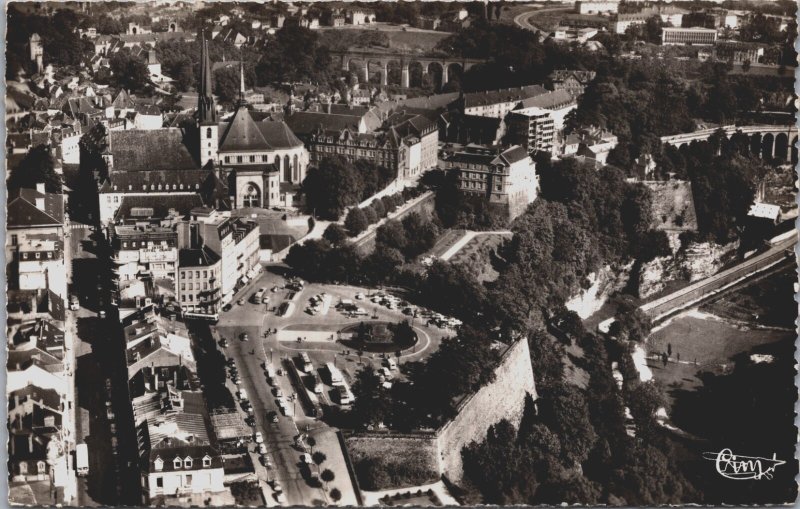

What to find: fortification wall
left=435, top=338, right=537, bottom=481
left=344, top=338, right=536, bottom=489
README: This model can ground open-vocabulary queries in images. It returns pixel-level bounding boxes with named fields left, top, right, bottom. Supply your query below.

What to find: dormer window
left=184, top=457, right=193, bottom=469
left=202, top=455, right=211, bottom=468
left=154, top=457, right=164, bottom=471
left=173, top=457, right=182, bottom=469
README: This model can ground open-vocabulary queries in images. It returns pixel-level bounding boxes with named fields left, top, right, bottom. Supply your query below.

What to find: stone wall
left=344, top=338, right=537, bottom=488
left=435, top=338, right=537, bottom=482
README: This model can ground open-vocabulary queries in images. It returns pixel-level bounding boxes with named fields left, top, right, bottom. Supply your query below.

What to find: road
left=641, top=236, right=797, bottom=321
left=513, top=5, right=570, bottom=32
left=208, top=266, right=452, bottom=505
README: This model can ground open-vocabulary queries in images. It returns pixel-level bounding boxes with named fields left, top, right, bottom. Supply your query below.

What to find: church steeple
left=237, top=61, right=247, bottom=106
left=198, top=32, right=217, bottom=125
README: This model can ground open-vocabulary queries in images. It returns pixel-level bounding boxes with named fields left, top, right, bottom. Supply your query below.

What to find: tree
left=539, top=385, right=598, bottom=467
left=344, top=207, right=369, bottom=236
left=375, top=220, right=407, bottom=253
left=350, top=367, right=393, bottom=428
left=363, top=205, right=379, bottom=225
left=312, top=451, right=327, bottom=466
left=321, top=469, right=335, bottom=485
left=302, top=156, right=364, bottom=220
left=627, top=381, right=666, bottom=440
left=213, top=66, right=242, bottom=106
left=741, top=59, right=751, bottom=73
left=323, top=223, right=349, bottom=246
left=330, top=488, right=342, bottom=502
left=109, top=49, right=151, bottom=92
left=7, top=145, right=63, bottom=194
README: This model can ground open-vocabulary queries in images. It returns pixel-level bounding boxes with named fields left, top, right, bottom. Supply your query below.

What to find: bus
left=325, top=362, right=344, bottom=386
left=299, top=352, right=313, bottom=373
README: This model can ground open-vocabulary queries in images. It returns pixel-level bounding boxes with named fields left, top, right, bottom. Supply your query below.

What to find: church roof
left=257, top=120, right=303, bottom=149
left=218, top=106, right=271, bottom=152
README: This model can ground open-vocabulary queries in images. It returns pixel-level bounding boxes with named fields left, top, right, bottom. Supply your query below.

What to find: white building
left=576, top=0, right=619, bottom=15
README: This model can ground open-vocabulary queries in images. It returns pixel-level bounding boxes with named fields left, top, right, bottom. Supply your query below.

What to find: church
left=94, top=35, right=308, bottom=223
left=196, top=36, right=308, bottom=209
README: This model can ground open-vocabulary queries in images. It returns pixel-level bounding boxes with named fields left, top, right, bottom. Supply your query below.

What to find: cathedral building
left=93, top=35, right=309, bottom=221
left=196, top=37, right=308, bottom=209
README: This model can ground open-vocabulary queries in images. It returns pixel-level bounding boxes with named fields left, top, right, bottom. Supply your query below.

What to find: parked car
left=219, top=338, right=229, bottom=348
left=254, top=432, right=264, bottom=444
left=300, top=453, right=312, bottom=464
left=240, top=332, right=249, bottom=341
left=258, top=443, right=267, bottom=455
left=69, top=295, right=80, bottom=310
left=237, top=298, right=246, bottom=306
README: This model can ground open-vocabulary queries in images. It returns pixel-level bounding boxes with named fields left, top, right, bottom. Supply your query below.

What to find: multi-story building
left=576, top=0, right=619, bottom=15
left=548, top=70, right=597, bottom=96
left=562, top=126, right=619, bottom=165
left=176, top=246, right=222, bottom=320
left=511, top=89, right=577, bottom=132
left=661, top=26, right=717, bottom=46
left=506, top=108, right=556, bottom=156
left=442, top=145, right=539, bottom=220
left=455, top=85, right=549, bottom=119
left=611, top=5, right=688, bottom=34
left=110, top=223, right=179, bottom=284
left=713, top=42, right=764, bottom=64
left=179, top=208, right=260, bottom=306
left=309, top=127, right=408, bottom=177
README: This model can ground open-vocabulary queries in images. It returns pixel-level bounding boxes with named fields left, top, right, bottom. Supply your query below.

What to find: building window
left=237, top=156, right=243, bottom=163
left=195, top=271, right=200, bottom=278
left=249, top=155, right=255, bottom=163
left=11, top=235, right=17, bottom=246
left=203, top=456, right=211, bottom=468
left=225, top=156, right=230, bottom=163
left=185, top=474, right=192, bottom=486
left=156, top=477, right=163, bottom=488
left=203, top=270, right=207, bottom=278
left=206, top=127, right=212, bottom=138
left=154, top=458, right=163, bottom=471
left=35, top=252, right=41, bottom=259
left=189, top=283, right=193, bottom=290
left=184, top=457, right=193, bottom=469
left=181, top=284, right=185, bottom=291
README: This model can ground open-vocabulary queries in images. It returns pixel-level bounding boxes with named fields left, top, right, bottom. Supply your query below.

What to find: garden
left=339, top=321, right=418, bottom=353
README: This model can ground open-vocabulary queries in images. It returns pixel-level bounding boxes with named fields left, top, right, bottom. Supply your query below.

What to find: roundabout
left=338, top=321, right=418, bottom=353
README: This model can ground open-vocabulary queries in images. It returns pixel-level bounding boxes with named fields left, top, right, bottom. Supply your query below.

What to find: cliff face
left=565, top=262, right=635, bottom=318
left=636, top=241, right=739, bottom=298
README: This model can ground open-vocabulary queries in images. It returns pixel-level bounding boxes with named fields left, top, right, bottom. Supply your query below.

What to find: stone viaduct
left=330, top=48, right=489, bottom=88
left=660, top=124, right=798, bottom=163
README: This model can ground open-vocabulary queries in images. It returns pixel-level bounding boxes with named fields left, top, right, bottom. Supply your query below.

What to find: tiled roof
left=285, top=111, right=363, bottom=137
left=114, top=194, right=205, bottom=222
left=463, top=85, right=548, bottom=108
left=515, top=89, right=577, bottom=110
left=256, top=120, right=303, bottom=149
left=498, top=145, right=530, bottom=165
left=9, top=385, right=62, bottom=412
left=108, top=128, right=199, bottom=172
left=7, top=188, right=65, bottom=228
left=218, top=106, right=271, bottom=152
left=178, top=246, right=221, bottom=267
left=102, top=169, right=213, bottom=193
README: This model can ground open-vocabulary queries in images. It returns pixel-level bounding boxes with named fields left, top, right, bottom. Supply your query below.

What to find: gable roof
left=515, top=89, right=577, bottom=111
left=285, top=111, right=363, bottom=137
left=108, top=128, right=199, bottom=171
left=218, top=106, right=271, bottom=152
left=462, top=85, right=548, bottom=109
left=114, top=194, right=205, bottom=222
left=7, top=188, right=65, bottom=228
left=256, top=120, right=303, bottom=149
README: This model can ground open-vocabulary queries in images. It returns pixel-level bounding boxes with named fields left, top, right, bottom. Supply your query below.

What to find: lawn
left=646, top=312, right=793, bottom=406
left=449, top=233, right=510, bottom=282
left=426, top=229, right=467, bottom=259
left=701, top=265, right=797, bottom=328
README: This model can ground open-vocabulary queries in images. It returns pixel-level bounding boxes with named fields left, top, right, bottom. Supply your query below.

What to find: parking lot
left=208, top=264, right=461, bottom=504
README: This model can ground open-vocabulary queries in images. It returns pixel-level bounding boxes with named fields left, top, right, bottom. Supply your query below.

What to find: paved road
left=641, top=236, right=797, bottom=320
left=209, top=266, right=452, bottom=504
left=513, top=6, right=570, bottom=32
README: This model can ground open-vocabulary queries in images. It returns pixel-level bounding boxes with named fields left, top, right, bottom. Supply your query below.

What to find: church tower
left=198, top=33, right=218, bottom=165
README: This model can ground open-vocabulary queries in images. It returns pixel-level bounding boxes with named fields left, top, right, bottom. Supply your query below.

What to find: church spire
left=198, top=31, right=217, bottom=125
left=238, top=60, right=246, bottom=106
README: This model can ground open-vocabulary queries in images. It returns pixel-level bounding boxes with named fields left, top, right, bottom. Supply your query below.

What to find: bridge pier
left=362, top=63, right=369, bottom=84
left=401, top=63, right=409, bottom=88
left=380, top=62, right=388, bottom=86
left=441, top=64, right=449, bottom=87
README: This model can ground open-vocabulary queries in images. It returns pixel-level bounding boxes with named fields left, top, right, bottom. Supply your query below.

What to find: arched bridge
left=661, top=124, right=798, bottom=163
left=329, top=48, right=489, bottom=89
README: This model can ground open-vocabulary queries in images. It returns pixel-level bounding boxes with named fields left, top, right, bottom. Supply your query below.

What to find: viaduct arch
left=661, top=125, right=798, bottom=163
left=331, top=49, right=488, bottom=89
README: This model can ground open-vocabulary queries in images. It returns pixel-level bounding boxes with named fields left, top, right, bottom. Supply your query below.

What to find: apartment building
left=661, top=27, right=717, bottom=46
left=442, top=144, right=539, bottom=220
